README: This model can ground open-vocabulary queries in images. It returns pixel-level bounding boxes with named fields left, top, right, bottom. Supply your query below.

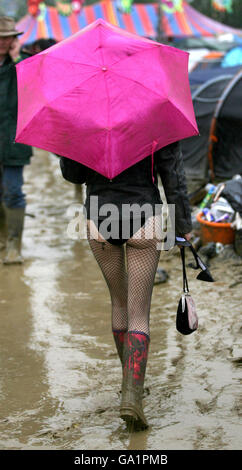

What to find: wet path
left=0, top=149, right=241, bottom=450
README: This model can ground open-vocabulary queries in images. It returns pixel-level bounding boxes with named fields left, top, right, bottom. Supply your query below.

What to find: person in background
left=0, top=16, right=32, bottom=264
left=30, top=38, right=57, bottom=54
left=20, top=38, right=57, bottom=56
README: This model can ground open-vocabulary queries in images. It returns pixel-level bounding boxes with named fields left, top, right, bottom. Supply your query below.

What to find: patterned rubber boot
left=120, top=331, right=149, bottom=431
left=113, top=330, right=126, bottom=366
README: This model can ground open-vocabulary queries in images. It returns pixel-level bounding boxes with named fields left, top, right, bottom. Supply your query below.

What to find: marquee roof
left=17, top=1, right=242, bottom=44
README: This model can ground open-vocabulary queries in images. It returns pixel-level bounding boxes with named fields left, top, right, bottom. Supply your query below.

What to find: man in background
left=0, top=16, right=32, bottom=264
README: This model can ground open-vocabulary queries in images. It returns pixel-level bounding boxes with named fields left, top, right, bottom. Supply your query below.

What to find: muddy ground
left=0, top=149, right=241, bottom=450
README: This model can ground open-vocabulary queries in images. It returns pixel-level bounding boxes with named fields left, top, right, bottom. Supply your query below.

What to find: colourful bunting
left=212, top=0, right=233, bottom=13
left=117, top=0, right=134, bottom=14
left=56, top=0, right=72, bottom=16
left=27, top=0, right=42, bottom=16
left=71, top=1, right=84, bottom=14
left=36, top=2, right=47, bottom=20
left=161, top=0, right=183, bottom=13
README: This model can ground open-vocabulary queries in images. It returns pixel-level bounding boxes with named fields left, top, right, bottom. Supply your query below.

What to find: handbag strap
left=181, top=246, right=189, bottom=293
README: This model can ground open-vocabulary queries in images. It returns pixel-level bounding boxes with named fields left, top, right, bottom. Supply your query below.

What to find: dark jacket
left=60, top=141, right=192, bottom=236
left=0, top=53, right=32, bottom=166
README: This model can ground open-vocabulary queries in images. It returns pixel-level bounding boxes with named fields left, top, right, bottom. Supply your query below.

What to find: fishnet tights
left=87, top=217, right=161, bottom=336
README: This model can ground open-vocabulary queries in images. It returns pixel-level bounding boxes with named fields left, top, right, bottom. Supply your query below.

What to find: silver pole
left=157, top=1, right=164, bottom=43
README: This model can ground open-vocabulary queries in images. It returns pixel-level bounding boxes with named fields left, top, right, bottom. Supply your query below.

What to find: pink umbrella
left=15, top=19, right=198, bottom=179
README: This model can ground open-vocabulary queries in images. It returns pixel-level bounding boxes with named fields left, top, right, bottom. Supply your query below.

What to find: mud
left=0, top=149, right=241, bottom=450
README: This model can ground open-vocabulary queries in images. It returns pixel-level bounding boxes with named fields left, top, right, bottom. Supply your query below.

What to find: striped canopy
left=17, top=1, right=242, bottom=45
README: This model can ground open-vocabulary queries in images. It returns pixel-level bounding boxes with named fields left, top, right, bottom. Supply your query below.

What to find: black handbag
left=175, top=238, right=215, bottom=335
left=176, top=246, right=198, bottom=335
left=59, top=155, right=87, bottom=184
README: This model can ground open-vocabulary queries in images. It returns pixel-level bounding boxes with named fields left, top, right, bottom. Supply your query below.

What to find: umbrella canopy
left=17, top=1, right=242, bottom=44
left=15, top=19, right=198, bottom=179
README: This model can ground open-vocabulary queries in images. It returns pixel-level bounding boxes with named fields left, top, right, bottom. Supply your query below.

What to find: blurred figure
left=20, top=38, right=57, bottom=57
left=31, top=38, right=57, bottom=54
left=0, top=17, right=32, bottom=264
left=20, top=42, right=34, bottom=56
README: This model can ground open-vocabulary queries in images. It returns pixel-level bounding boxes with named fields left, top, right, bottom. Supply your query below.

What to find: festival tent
left=181, top=73, right=236, bottom=183
left=208, top=70, right=242, bottom=180
left=190, top=51, right=224, bottom=73
left=17, top=1, right=242, bottom=45
left=190, top=46, right=242, bottom=73
left=221, top=45, right=242, bottom=67
left=189, top=64, right=242, bottom=88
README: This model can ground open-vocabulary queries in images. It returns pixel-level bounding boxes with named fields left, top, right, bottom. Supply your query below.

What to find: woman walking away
left=60, top=140, right=192, bottom=431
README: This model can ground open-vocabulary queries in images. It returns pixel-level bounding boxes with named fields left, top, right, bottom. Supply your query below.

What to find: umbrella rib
left=106, top=43, right=160, bottom=69
left=168, top=97, right=198, bottom=132
left=18, top=71, right=102, bottom=137
left=99, top=25, right=112, bottom=178
left=109, top=70, right=167, bottom=101
left=108, top=71, right=197, bottom=134
left=38, top=54, right=101, bottom=70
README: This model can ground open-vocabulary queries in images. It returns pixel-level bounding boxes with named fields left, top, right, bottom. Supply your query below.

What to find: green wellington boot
left=120, top=331, right=150, bottom=431
left=0, top=204, right=6, bottom=251
left=3, top=207, right=25, bottom=265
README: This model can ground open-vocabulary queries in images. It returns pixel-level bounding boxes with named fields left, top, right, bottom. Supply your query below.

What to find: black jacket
left=0, top=53, right=32, bottom=166
left=60, top=141, right=192, bottom=235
